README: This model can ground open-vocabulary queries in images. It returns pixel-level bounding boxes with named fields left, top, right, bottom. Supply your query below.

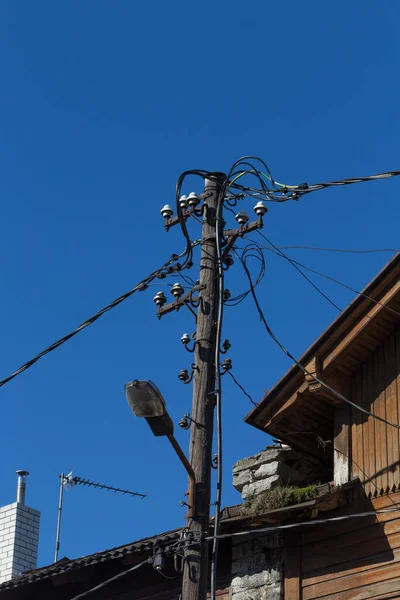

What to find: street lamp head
left=124, top=380, right=174, bottom=437
left=125, top=380, right=166, bottom=417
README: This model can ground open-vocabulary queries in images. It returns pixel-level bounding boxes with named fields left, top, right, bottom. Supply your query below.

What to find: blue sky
left=0, top=1, right=399, bottom=567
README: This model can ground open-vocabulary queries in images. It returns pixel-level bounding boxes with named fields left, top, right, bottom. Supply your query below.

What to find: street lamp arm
left=167, top=434, right=195, bottom=518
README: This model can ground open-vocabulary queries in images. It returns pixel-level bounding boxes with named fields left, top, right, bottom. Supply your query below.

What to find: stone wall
left=233, top=444, right=329, bottom=500
left=231, top=532, right=283, bottom=600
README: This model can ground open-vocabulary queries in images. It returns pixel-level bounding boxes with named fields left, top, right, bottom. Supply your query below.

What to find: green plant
left=241, top=483, right=319, bottom=517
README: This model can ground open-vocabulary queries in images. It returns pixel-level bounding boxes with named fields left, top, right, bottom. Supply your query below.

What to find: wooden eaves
left=219, top=479, right=357, bottom=528
left=244, top=253, right=400, bottom=463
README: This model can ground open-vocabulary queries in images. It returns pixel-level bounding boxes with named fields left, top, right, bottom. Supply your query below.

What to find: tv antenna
left=54, top=472, right=146, bottom=562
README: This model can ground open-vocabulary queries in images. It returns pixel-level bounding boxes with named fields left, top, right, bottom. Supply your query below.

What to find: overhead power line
left=274, top=246, right=400, bottom=254
left=228, top=161, right=400, bottom=203
left=255, top=231, right=342, bottom=312
left=0, top=242, right=199, bottom=390
left=69, top=558, right=152, bottom=600
left=206, top=506, right=400, bottom=542
left=226, top=370, right=257, bottom=406
left=253, top=234, right=400, bottom=320
left=234, top=248, right=400, bottom=432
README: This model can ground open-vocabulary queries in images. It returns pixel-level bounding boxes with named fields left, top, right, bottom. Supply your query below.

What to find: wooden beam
left=303, top=355, right=347, bottom=406
left=334, top=403, right=351, bottom=486
left=323, top=279, right=400, bottom=371
left=264, top=383, right=308, bottom=428
left=284, top=531, right=301, bottom=600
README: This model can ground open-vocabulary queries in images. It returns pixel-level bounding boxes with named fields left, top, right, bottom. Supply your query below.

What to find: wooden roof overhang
left=245, top=254, right=400, bottom=462
left=219, top=480, right=358, bottom=529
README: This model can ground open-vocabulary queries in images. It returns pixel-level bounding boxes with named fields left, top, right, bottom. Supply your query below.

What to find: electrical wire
left=304, top=169, right=400, bottom=195
left=233, top=248, right=400, bottom=432
left=226, top=370, right=257, bottom=406
left=256, top=232, right=342, bottom=312
left=69, top=557, right=152, bottom=600
left=0, top=242, right=199, bottom=389
left=225, top=243, right=266, bottom=307
left=273, top=246, right=400, bottom=254
left=210, top=156, right=270, bottom=600
left=226, top=158, right=400, bottom=204
left=253, top=236, right=400, bottom=320
left=210, top=172, right=228, bottom=600
left=205, top=506, right=400, bottom=542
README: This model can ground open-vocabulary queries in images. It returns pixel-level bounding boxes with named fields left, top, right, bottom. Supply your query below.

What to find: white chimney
left=0, top=471, right=40, bottom=583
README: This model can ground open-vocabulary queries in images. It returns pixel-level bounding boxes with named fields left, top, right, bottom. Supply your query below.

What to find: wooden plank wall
left=351, top=327, right=400, bottom=498
left=296, top=495, right=400, bottom=600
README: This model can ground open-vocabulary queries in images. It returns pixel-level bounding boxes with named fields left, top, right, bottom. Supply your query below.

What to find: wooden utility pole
left=182, top=174, right=224, bottom=600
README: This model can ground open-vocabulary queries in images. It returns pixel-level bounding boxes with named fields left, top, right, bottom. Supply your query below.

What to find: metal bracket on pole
left=157, top=284, right=205, bottom=319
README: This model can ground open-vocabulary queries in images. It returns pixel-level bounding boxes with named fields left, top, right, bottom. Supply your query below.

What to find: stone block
left=241, top=474, right=281, bottom=499
left=233, top=443, right=328, bottom=500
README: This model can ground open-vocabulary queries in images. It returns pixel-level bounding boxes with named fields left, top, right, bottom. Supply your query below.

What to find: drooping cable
left=256, top=232, right=342, bottom=312
left=273, top=246, right=400, bottom=254
left=233, top=248, right=400, bottom=432
left=210, top=157, right=268, bottom=600
left=209, top=173, right=228, bottom=600
left=226, top=370, right=257, bottom=406
left=69, top=558, right=152, bottom=600
left=0, top=242, right=199, bottom=389
left=225, top=243, right=266, bottom=307
left=226, top=158, right=400, bottom=204
left=206, top=506, right=400, bottom=542
left=253, top=236, right=400, bottom=320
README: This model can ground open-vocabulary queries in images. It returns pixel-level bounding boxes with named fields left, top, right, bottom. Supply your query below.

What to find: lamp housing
left=125, top=380, right=174, bottom=436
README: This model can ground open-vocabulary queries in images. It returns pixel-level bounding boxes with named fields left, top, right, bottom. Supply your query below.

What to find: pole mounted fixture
left=187, top=192, right=200, bottom=208
left=124, top=379, right=196, bottom=519
left=235, top=211, right=250, bottom=225
left=160, top=205, right=174, bottom=219
left=154, top=283, right=205, bottom=320
left=254, top=201, right=268, bottom=216
left=171, top=283, right=185, bottom=299
left=220, top=339, right=231, bottom=354
left=221, top=357, right=233, bottom=373
left=179, top=195, right=189, bottom=209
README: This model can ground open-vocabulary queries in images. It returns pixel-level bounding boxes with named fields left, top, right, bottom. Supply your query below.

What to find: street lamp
left=124, top=380, right=195, bottom=517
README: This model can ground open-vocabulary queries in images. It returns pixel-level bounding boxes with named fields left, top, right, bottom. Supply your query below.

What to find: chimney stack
left=16, top=470, right=29, bottom=505
left=0, top=471, right=40, bottom=583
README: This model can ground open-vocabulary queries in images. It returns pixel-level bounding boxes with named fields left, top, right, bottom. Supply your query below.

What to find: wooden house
left=245, top=252, right=400, bottom=599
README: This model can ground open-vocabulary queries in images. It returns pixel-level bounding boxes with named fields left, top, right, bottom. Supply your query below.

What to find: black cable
left=210, top=157, right=270, bottom=600
left=210, top=173, right=227, bottom=600
left=69, top=558, right=151, bottom=600
left=226, top=370, right=257, bottom=406
left=206, top=507, right=400, bottom=542
left=306, top=169, right=400, bottom=193
left=225, top=160, right=400, bottom=205
left=225, top=243, right=266, bottom=307
left=253, top=238, right=400, bottom=320
left=233, top=248, right=400, bottom=432
left=256, top=231, right=342, bottom=312
left=0, top=242, right=198, bottom=389
left=274, top=246, right=400, bottom=254
left=231, top=165, right=400, bottom=203
left=176, top=270, right=196, bottom=287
